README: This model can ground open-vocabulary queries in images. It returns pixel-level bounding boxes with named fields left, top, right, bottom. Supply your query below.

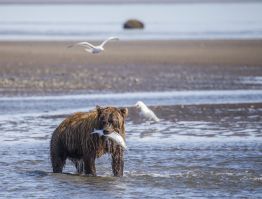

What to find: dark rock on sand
left=123, top=19, right=144, bottom=29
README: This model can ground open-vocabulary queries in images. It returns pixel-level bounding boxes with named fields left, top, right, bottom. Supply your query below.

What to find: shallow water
left=0, top=91, right=262, bottom=198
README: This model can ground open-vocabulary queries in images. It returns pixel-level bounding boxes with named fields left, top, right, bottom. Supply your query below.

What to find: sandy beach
left=0, top=40, right=262, bottom=96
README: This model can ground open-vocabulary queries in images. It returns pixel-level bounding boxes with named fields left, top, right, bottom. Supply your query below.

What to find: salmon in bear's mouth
left=91, top=129, right=127, bottom=150
left=105, top=132, right=127, bottom=150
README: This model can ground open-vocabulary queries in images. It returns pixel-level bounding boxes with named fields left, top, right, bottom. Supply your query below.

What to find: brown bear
left=50, top=105, right=128, bottom=177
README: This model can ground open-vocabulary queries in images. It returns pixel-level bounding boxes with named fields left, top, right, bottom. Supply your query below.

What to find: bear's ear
left=96, top=105, right=102, bottom=115
left=120, top=108, right=128, bottom=118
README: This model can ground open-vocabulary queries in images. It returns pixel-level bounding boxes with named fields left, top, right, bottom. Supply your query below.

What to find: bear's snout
left=103, top=128, right=114, bottom=135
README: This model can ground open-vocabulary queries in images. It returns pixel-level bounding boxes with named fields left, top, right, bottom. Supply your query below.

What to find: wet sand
left=0, top=40, right=262, bottom=96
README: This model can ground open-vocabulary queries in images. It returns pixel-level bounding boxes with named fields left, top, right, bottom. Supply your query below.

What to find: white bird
left=135, top=101, right=160, bottom=122
left=69, top=36, right=119, bottom=54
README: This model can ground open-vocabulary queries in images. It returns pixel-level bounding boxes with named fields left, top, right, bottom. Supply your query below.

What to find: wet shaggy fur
left=50, top=106, right=128, bottom=177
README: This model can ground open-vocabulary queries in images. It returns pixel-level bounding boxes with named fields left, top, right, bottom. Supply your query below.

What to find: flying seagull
left=135, top=101, right=160, bottom=122
left=68, top=36, right=119, bottom=54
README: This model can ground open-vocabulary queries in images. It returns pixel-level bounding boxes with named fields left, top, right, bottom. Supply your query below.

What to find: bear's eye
left=100, top=116, right=108, bottom=126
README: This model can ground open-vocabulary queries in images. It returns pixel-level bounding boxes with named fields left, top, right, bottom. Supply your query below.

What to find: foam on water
left=239, top=76, right=262, bottom=85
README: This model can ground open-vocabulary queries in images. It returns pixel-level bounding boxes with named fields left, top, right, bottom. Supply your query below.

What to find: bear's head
left=96, top=106, right=128, bottom=136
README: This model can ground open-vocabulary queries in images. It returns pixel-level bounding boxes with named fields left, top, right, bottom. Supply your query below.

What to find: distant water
left=0, top=2, right=262, bottom=40
left=0, top=89, right=262, bottom=116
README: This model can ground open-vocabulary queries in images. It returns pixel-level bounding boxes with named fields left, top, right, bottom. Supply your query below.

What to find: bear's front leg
left=83, top=153, right=96, bottom=176
left=112, top=147, right=124, bottom=177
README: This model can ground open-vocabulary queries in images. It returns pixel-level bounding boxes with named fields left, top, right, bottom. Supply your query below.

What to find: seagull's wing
left=77, top=41, right=96, bottom=49
left=142, top=106, right=160, bottom=122
left=100, top=36, right=119, bottom=47
left=148, top=110, right=160, bottom=122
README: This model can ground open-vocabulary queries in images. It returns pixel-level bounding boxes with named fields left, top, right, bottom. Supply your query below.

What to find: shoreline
left=0, top=39, right=262, bottom=96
